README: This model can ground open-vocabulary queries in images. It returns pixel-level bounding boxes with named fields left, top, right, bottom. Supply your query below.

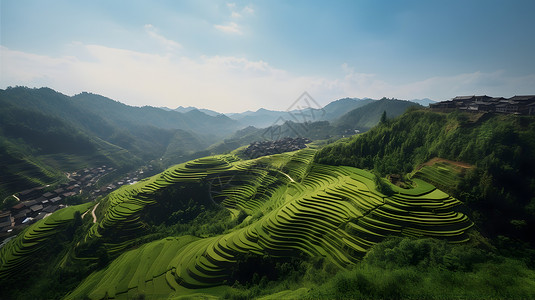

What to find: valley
left=1, top=88, right=535, bottom=299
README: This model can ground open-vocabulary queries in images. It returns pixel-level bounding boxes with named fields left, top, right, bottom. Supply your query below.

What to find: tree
left=380, top=110, right=387, bottom=124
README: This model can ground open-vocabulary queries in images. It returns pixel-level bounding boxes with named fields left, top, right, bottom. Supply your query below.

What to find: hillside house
left=431, top=95, right=535, bottom=114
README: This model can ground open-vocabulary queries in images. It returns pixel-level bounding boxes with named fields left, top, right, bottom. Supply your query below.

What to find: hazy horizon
left=1, top=0, right=534, bottom=112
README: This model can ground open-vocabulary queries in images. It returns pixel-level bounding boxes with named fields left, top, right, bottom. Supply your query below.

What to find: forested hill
left=0, top=87, right=237, bottom=200
left=334, top=98, right=420, bottom=132
left=316, top=109, right=535, bottom=245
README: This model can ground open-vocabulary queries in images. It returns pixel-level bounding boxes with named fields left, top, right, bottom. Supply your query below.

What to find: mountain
left=321, top=97, right=373, bottom=120
left=409, top=98, right=437, bottom=106
left=317, top=109, right=535, bottom=244
left=335, top=98, right=420, bottom=131
left=71, top=93, right=239, bottom=136
left=2, top=105, right=535, bottom=299
left=226, top=108, right=293, bottom=128
left=0, top=87, right=242, bottom=199
left=173, top=106, right=221, bottom=117
left=0, top=91, right=141, bottom=200
left=0, top=149, right=476, bottom=299
left=226, top=98, right=374, bottom=128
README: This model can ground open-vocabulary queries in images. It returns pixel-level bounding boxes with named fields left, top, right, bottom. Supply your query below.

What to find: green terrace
left=64, top=149, right=473, bottom=299
left=0, top=202, right=93, bottom=280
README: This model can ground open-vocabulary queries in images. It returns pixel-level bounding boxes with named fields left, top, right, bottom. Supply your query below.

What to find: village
left=430, top=95, right=535, bottom=114
left=243, top=137, right=312, bottom=159
left=0, top=164, right=154, bottom=242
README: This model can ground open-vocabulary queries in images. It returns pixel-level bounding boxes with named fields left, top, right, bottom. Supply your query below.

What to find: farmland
left=63, top=148, right=473, bottom=299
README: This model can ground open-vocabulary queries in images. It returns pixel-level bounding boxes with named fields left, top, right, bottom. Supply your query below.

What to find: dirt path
left=91, top=202, right=99, bottom=223
left=81, top=202, right=100, bottom=223
left=277, top=170, right=295, bottom=182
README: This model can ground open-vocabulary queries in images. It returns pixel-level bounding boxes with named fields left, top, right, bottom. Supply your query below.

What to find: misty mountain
left=335, top=98, right=421, bottom=131
left=225, top=97, right=374, bottom=128
left=173, top=106, right=221, bottom=117
left=409, top=98, right=436, bottom=106
left=0, top=87, right=242, bottom=198
left=321, top=97, right=374, bottom=120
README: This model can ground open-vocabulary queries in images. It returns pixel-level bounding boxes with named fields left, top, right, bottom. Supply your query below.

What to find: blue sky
left=1, top=0, right=534, bottom=112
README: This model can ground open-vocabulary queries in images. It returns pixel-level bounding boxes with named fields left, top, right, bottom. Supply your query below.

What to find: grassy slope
left=0, top=202, right=93, bottom=281
left=63, top=149, right=472, bottom=299
left=316, top=109, right=535, bottom=244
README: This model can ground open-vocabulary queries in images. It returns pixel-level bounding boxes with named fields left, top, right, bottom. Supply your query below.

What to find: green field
left=0, top=202, right=93, bottom=281
left=62, top=149, right=472, bottom=299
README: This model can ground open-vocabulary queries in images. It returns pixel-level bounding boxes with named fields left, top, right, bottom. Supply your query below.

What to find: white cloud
left=242, top=5, right=254, bottom=15
left=1, top=46, right=534, bottom=113
left=214, top=22, right=242, bottom=35
left=231, top=11, right=242, bottom=18
left=226, top=3, right=236, bottom=8
left=144, top=24, right=182, bottom=52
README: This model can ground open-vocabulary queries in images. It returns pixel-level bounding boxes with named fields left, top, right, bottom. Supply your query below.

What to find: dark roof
left=11, top=203, right=25, bottom=210
left=30, top=204, right=43, bottom=212
left=13, top=209, right=30, bottom=219
left=54, top=188, right=64, bottom=194
left=34, top=212, right=47, bottom=221
left=510, top=95, right=535, bottom=101
left=24, top=200, right=38, bottom=207
left=453, top=96, right=474, bottom=100
left=50, top=196, right=62, bottom=203
left=42, top=192, right=54, bottom=198
left=43, top=205, right=58, bottom=213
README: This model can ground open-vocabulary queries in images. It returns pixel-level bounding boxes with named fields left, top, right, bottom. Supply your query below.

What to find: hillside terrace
left=430, top=95, right=535, bottom=115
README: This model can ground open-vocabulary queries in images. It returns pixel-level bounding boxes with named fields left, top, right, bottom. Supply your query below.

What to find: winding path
left=81, top=202, right=100, bottom=223
left=277, top=170, right=295, bottom=182
left=90, top=202, right=99, bottom=223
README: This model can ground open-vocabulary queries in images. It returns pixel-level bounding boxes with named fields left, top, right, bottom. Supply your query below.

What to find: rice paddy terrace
left=62, top=148, right=473, bottom=299
left=0, top=202, right=93, bottom=281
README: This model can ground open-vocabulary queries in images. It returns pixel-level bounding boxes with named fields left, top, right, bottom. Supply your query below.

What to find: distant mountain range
left=0, top=87, right=240, bottom=199
left=409, top=98, right=436, bottom=106
left=160, top=106, right=221, bottom=117
left=0, top=87, right=424, bottom=200
left=161, top=97, right=433, bottom=128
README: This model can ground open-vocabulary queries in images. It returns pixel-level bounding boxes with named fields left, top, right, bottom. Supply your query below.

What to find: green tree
left=380, top=110, right=387, bottom=124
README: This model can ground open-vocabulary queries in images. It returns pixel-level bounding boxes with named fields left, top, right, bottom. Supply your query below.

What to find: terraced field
left=0, top=202, right=93, bottom=280
left=66, top=149, right=473, bottom=299
left=411, top=159, right=468, bottom=191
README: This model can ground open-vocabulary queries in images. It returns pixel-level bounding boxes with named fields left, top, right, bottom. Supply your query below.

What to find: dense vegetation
left=334, top=98, right=419, bottom=132
left=2, top=90, right=535, bottom=299
left=1, top=148, right=481, bottom=299
left=316, top=109, right=535, bottom=250
left=0, top=87, right=240, bottom=200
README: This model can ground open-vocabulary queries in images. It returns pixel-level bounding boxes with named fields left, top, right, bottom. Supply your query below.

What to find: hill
left=335, top=98, right=420, bottom=132
left=317, top=109, right=535, bottom=245
left=226, top=98, right=373, bottom=128
left=173, top=106, right=221, bottom=117
left=0, top=96, right=138, bottom=201
left=409, top=98, right=436, bottom=106
left=0, top=87, right=242, bottom=200
left=321, top=97, right=374, bottom=120
left=2, top=109, right=535, bottom=299
left=0, top=149, right=476, bottom=299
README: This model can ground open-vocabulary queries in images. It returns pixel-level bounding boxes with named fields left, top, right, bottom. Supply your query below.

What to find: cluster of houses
left=430, top=95, right=535, bottom=115
left=91, top=165, right=153, bottom=196
left=243, top=137, right=312, bottom=159
left=0, top=165, right=116, bottom=236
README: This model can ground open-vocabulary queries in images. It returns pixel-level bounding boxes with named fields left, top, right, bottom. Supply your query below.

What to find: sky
left=1, top=0, right=534, bottom=113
